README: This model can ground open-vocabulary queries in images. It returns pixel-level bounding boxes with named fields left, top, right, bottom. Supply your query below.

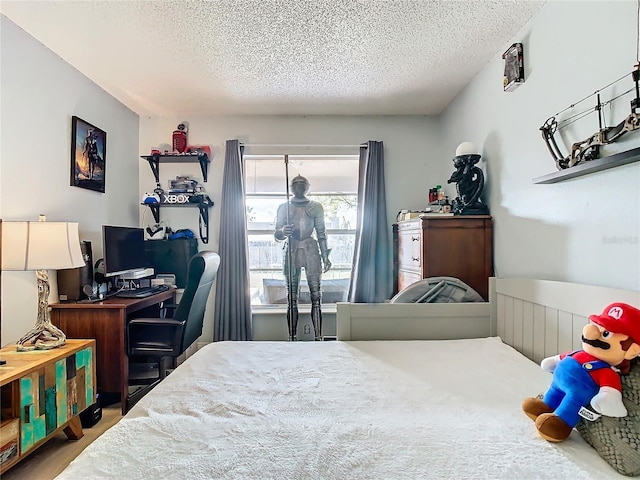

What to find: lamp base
left=16, top=270, right=66, bottom=352
left=16, top=324, right=66, bottom=351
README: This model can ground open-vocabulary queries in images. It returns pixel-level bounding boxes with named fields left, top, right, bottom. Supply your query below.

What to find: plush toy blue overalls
left=542, top=351, right=613, bottom=427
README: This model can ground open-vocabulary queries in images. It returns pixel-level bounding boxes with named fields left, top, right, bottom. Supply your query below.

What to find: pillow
left=576, top=358, right=640, bottom=476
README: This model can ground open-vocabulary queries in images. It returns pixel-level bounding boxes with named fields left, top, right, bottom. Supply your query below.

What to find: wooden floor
left=2, top=405, right=122, bottom=480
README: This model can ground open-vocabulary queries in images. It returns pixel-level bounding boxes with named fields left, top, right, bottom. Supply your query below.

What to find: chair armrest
left=160, top=303, right=179, bottom=319
left=127, top=317, right=186, bottom=357
left=129, top=317, right=184, bottom=327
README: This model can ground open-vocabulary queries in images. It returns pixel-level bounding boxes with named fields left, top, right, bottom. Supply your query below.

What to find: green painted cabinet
left=0, top=339, right=95, bottom=474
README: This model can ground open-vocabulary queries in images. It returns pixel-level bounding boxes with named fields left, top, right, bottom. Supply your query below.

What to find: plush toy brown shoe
left=534, top=413, right=573, bottom=442
left=522, top=397, right=553, bottom=421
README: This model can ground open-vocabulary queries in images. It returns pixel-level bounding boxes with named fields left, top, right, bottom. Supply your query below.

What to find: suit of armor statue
left=275, top=175, right=332, bottom=341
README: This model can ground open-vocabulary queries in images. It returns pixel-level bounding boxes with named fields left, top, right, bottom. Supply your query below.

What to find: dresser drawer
left=396, top=219, right=421, bottom=232
left=398, top=270, right=422, bottom=292
left=397, top=230, right=421, bottom=272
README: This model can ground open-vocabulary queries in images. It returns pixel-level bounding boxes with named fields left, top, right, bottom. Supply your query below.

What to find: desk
left=0, top=339, right=95, bottom=473
left=50, top=290, right=175, bottom=414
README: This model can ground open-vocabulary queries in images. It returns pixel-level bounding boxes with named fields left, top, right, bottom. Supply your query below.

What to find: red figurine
left=172, top=123, right=188, bottom=153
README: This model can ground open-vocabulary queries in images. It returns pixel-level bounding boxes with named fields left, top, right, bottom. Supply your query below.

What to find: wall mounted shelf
left=141, top=153, right=210, bottom=183
left=533, top=146, right=640, bottom=184
left=141, top=201, right=213, bottom=244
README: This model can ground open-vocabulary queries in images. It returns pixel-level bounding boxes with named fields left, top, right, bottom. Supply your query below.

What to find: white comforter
left=56, top=338, right=625, bottom=479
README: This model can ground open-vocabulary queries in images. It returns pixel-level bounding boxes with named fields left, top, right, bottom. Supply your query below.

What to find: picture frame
left=502, top=43, right=525, bottom=92
left=71, top=116, right=106, bottom=193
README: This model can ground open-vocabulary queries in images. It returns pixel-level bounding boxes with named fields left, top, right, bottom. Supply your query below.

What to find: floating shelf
left=141, top=201, right=214, bottom=244
left=141, top=201, right=213, bottom=221
left=141, top=153, right=210, bottom=183
left=533, top=147, right=640, bottom=184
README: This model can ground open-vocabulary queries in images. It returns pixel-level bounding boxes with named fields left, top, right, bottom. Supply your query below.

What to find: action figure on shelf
left=172, top=123, right=188, bottom=153
left=447, top=142, right=489, bottom=215
left=275, top=175, right=331, bottom=341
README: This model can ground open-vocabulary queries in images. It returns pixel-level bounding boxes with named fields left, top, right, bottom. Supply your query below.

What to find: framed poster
left=71, top=116, right=106, bottom=193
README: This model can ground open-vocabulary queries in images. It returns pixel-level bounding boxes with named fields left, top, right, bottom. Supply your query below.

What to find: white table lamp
left=2, top=216, right=84, bottom=351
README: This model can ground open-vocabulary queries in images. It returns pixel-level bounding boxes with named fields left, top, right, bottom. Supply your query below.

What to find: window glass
left=245, top=155, right=358, bottom=306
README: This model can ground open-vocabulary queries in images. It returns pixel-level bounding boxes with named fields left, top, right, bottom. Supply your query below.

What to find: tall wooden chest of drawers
left=392, top=216, right=493, bottom=300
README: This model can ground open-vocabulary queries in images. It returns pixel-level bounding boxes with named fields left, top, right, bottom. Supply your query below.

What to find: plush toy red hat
left=589, top=303, right=640, bottom=341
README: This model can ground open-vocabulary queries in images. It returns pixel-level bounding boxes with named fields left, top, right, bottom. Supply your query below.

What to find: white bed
left=56, top=278, right=639, bottom=479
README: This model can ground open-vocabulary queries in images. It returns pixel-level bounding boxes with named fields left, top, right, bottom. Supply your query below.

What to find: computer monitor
left=102, top=225, right=147, bottom=277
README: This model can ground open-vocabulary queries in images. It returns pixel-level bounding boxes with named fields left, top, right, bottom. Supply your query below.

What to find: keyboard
left=115, top=284, right=171, bottom=299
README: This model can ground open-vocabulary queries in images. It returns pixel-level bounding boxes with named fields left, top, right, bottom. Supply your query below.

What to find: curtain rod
left=240, top=143, right=367, bottom=148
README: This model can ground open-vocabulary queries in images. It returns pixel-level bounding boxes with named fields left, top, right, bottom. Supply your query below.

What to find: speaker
left=94, top=258, right=106, bottom=285
left=58, top=241, right=93, bottom=302
left=79, top=393, right=102, bottom=428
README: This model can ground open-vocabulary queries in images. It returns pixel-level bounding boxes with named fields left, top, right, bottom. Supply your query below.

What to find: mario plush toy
left=522, top=302, right=640, bottom=442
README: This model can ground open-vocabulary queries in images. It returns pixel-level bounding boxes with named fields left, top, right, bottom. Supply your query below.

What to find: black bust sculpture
left=447, top=142, right=489, bottom=215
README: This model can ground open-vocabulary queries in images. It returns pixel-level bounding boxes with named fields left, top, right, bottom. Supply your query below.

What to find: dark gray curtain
left=213, top=140, right=252, bottom=341
left=348, top=141, right=391, bottom=303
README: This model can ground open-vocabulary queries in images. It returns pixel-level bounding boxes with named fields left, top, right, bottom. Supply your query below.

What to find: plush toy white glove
left=591, top=386, right=628, bottom=417
left=540, top=354, right=561, bottom=373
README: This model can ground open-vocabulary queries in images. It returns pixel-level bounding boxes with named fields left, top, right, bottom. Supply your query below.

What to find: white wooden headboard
left=336, top=277, right=639, bottom=363
left=336, top=302, right=490, bottom=341
left=490, top=277, right=640, bottom=363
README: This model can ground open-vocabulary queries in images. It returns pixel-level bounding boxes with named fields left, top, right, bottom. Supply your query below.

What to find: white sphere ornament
left=455, top=142, right=478, bottom=156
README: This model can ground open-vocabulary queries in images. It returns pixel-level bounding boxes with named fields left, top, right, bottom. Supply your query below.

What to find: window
left=245, top=155, right=359, bottom=306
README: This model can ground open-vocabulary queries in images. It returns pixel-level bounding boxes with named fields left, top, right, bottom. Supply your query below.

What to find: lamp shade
left=1, top=221, right=84, bottom=271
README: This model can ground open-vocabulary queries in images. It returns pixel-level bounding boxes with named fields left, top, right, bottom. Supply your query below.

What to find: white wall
left=139, top=115, right=445, bottom=340
left=440, top=0, right=640, bottom=291
left=0, top=16, right=140, bottom=345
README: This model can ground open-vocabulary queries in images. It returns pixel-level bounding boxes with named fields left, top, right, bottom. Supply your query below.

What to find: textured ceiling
left=1, top=0, right=545, bottom=116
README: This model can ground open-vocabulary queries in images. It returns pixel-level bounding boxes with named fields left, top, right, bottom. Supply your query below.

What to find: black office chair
left=126, top=251, right=220, bottom=406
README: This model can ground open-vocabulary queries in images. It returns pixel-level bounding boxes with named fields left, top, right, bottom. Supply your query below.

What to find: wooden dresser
left=392, top=215, right=493, bottom=300
left=0, top=339, right=96, bottom=473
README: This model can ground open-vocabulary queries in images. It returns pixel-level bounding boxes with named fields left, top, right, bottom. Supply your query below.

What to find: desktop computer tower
left=144, top=238, right=198, bottom=288
left=58, top=240, right=93, bottom=301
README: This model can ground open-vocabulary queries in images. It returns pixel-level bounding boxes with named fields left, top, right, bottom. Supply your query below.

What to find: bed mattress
left=56, top=338, right=625, bottom=479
